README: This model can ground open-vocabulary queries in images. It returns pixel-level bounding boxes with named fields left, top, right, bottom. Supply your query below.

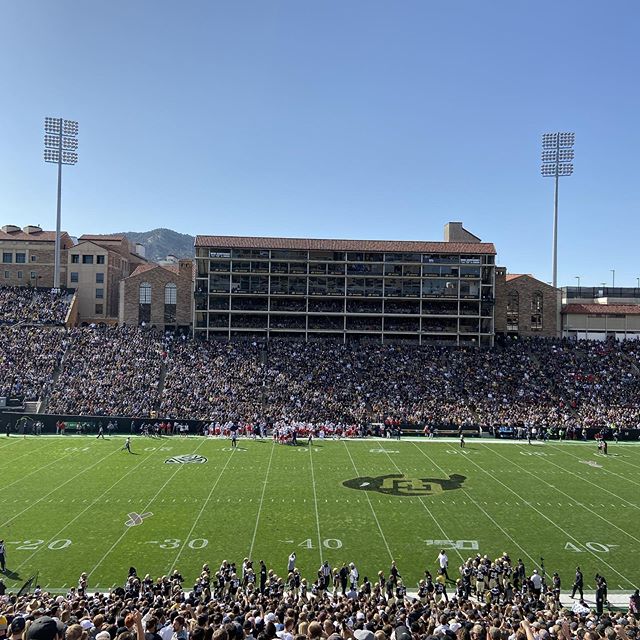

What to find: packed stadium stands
left=1, top=287, right=640, bottom=432
left=0, top=287, right=73, bottom=325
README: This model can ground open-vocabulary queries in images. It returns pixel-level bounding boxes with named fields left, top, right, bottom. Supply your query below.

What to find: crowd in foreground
left=0, top=551, right=638, bottom=640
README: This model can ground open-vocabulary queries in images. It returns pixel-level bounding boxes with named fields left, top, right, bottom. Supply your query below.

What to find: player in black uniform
left=552, top=572, right=561, bottom=602
left=571, top=566, right=584, bottom=600
left=259, top=560, right=267, bottom=594
left=0, top=539, right=6, bottom=572
left=231, top=426, right=238, bottom=449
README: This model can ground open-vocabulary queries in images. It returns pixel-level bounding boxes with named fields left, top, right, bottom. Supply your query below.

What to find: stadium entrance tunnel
left=342, top=473, right=466, bottom=497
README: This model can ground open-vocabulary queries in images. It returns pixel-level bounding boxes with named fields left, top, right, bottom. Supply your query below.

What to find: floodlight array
left=44, top=117, right=79, bottom=163
left=62, top=120, right=79, bottom=136
left=541, top=149, right=574, bottom=163
left=541, top=132, right=575, bottom=149
left=44, top=117, right=61, bottom=134
left=43, top=149, right=78, bottom=165
left=541, top=132, right=575, bottom=178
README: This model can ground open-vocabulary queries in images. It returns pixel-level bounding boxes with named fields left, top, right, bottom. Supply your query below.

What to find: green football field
left=1, top=435, right=639, bottom=594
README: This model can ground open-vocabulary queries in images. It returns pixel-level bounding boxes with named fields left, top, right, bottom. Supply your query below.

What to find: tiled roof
left=129, top=263, right=180, bottom=278
left=195, top=235, right=496, bottom=254
left=562, top=303, right=640, bottom=316
left=78, top=234, right=126, bottom=241
left=0, top=229, right=72, bottom=243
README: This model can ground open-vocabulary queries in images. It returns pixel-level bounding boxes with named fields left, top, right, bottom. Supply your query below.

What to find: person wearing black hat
left=9, top=617, right=26, bottom=640
left=26, top=617, right=65, bottom=640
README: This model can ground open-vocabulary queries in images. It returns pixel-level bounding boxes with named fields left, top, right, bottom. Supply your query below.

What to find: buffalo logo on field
left=165, top=454, right=208, bottom=464
left=343, top=473, right=466, bottom=496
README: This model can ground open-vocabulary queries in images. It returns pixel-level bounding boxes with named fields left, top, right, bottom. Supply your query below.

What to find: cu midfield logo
left=165, top=454, right=208, bottom=464
left=342, top=473, right=466, bottom=497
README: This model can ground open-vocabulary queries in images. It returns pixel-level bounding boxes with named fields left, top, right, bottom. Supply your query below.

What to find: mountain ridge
left=121, top=228, right=195, bottom=262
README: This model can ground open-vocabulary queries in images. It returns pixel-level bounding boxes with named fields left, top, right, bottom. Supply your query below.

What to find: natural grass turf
left=1, top=436, right=639, bottom=592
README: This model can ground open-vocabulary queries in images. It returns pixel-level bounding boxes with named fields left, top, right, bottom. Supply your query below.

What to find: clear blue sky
left=1, top=0, right=638, bottom=287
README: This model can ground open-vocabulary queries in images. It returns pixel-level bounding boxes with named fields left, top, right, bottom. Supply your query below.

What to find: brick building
left=0, top=224, right=74, bottom=288
left=495, top=268, right=559, bottom=337
left=70, top=234, right=147, bottom=322
left=119, top=260, right=193, bottom=331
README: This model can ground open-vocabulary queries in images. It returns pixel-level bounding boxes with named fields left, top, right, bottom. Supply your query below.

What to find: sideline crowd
left=0, top=552, right=638, bottom=640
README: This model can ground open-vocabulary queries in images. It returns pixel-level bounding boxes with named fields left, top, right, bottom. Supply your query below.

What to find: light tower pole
left=541, top=132, right=574, bottom=289
left=44, top=117, right=79, bottom=289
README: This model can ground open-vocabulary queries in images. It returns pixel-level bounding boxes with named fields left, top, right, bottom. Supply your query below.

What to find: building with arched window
left=119, top=260, right=192, bottom=331
left=494, top=268, right=559, bottom=337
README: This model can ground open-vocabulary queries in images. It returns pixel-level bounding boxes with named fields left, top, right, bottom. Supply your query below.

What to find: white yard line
left=169, top=447, right=236, bottom=573
left=0, top=446, right=76, bottom=492
left=4, top=447, right=121, bottom=528
left=461, top=446, right=636, bottom=587
left=516, top=443, right=640, bottom=509
left=87, top=439, right=207, bottom=578
left=488, top=444, right=640, bottom=545
left=342, top=441, right=394, bottom=562
left=13, top=451, right=154, bottom=572
left=248, top=442, right=276, bottom=560
left=411, top=442, right=540, bottom=570
left=379, top=445, right=465, bottom=563
left=546, top=443, right=640, bottom=488
left=0, top=438, right=27, bottom=451
left=309, top=443, right=323, bottom=565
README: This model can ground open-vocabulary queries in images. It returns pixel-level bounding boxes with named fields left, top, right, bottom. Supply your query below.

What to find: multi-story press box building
left=194, top=222, right=497, bottom=346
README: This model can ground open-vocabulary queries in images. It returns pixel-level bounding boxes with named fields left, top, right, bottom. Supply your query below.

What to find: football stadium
left=3, top=3, right=640, bottom=639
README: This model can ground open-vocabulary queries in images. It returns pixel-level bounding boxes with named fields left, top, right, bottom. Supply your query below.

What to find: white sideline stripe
left=309, top=443, right=323, bottom=565
left=13, top=449, right=154, bottom=573
left=4, top=447, right=121, bottom=528
left=546, top=443, right=640, bottom=488
left=380, top=446, right=465, bottom=563
left=248, top=441, right=276, bottom=560
left=518, top=444, right=640, bottom=510
left=342, top=441, right=394, bottom=562
left=169, top=446, right=236, bottom=573
left=411, top=442, right=540, bottom=570
left=87, top=439, right=207, bottom=578
left=464, top=445, right=635, bottom=587
left=489, top=445, right=640, bottom=546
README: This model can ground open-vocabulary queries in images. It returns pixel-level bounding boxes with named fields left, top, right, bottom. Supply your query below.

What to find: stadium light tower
left=541, top=132, right=574, bottom=289
left=44, top=117, right=79, bottom=289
